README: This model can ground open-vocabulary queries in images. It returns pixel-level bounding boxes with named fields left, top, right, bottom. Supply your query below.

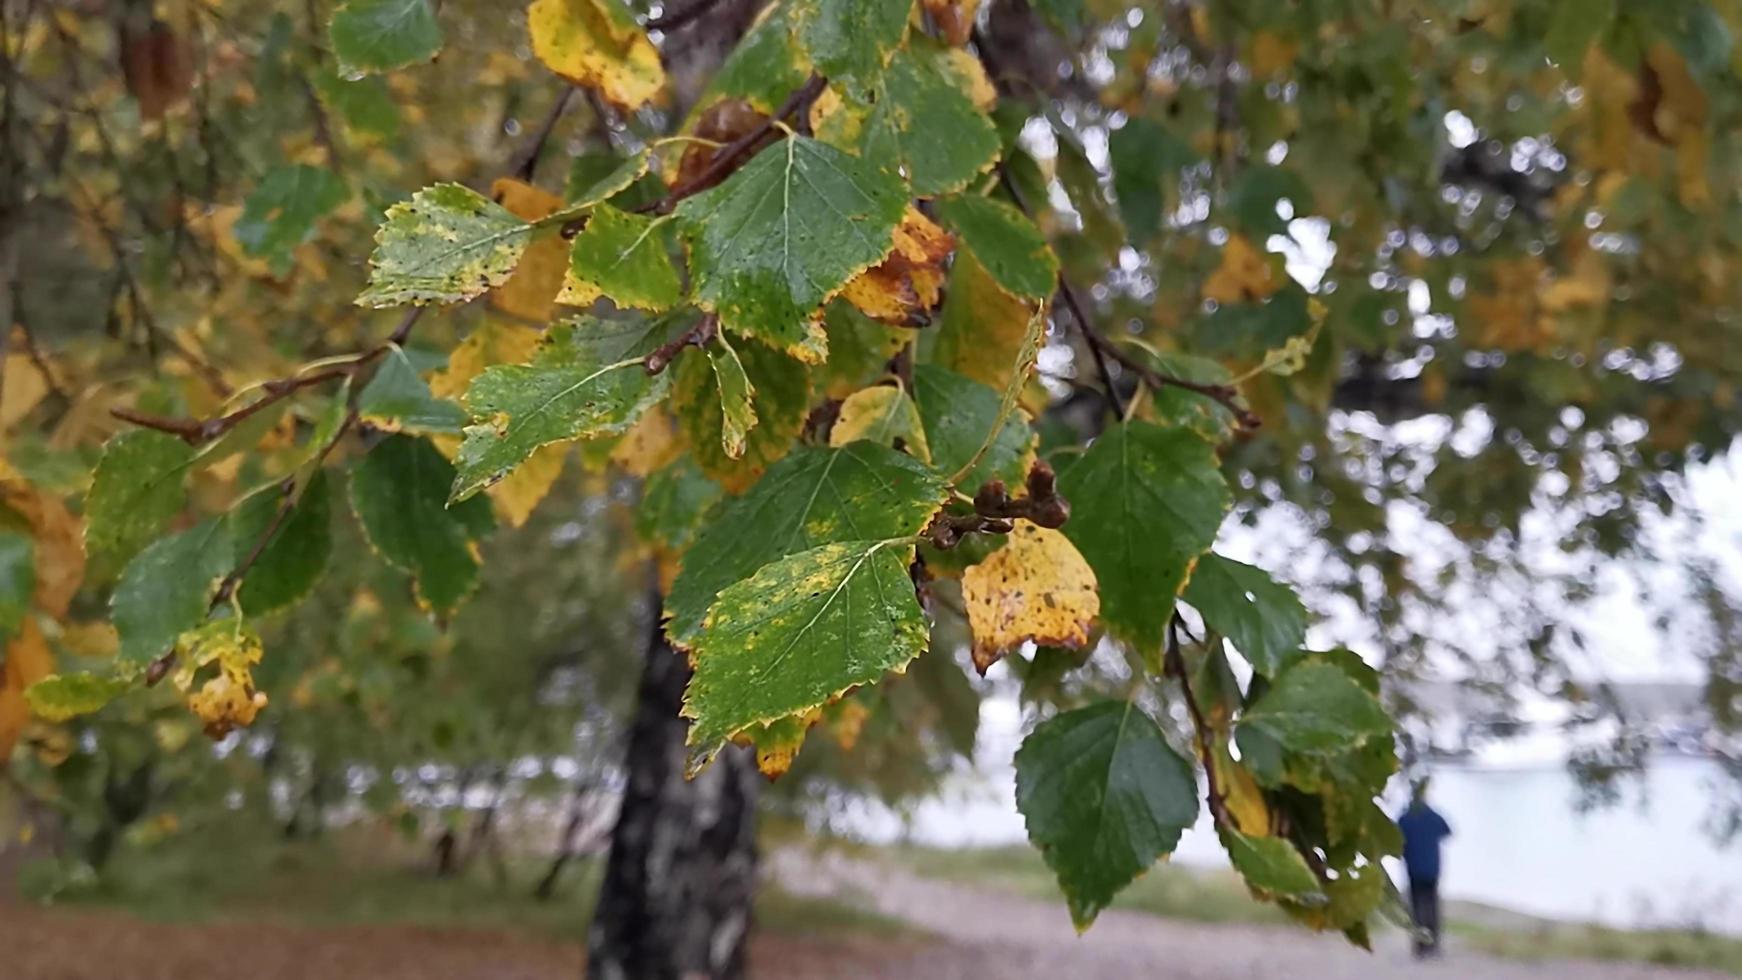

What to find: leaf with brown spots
left=961, top=520, right=1099, bottom=673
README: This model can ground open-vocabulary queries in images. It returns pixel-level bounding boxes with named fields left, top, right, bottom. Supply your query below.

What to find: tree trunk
left=587, top=597, right=759, bottom=980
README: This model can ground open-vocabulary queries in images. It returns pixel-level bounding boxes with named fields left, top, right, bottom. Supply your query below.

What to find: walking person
left=1398, top=777, right=1453, bottom=958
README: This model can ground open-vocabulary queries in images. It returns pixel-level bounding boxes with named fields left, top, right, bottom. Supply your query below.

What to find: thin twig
left=644, top=313, right=717, bottom=375
left=510, top=88, right=577, bottom=183
left=564, top=72, right=828, bottom=237
left=1168, top=615, right=1231, bottom=828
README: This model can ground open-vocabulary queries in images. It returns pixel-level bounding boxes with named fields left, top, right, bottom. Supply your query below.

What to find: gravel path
left=769, top=849, right=1734, bottom=980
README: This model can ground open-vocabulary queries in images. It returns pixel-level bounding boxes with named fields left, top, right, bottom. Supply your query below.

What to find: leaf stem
left=1167, top=614, right=1232, bottom=829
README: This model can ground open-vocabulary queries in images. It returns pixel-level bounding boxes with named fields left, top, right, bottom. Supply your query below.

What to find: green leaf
left=707, top=333, right=758, bottom=459
left=84, top=430, right=196, bottom=583
left=350, top=436, right=494, bottom=615
left=24, top=673, right=131, bottom=722
left=228, top=471, right=334, bottom=617
left=1109, top=118, right=1196, bottom=244
left=675, top=136, right=907, bottom=358
left=790, top=0, right=911, bottom=88
left=235, top=165, right=348, bottom=276
left=1056, top=421, right=1230, bottom=653
left=0, top=531, right=33, bottom=639
left=635, top=456, right=723, bottom=554
left=684, top=538, right=926, bottom=769
left=698, top=2, right=810, bottom=112
left=452, top=316, right=673, bottom=501
left=314, top=72, right=400, bottom=139
left=1183, top=554, right=1307, bottom=677
left=911, top=364, right=1031, bottom=489
left=819, top=42, right=1000, bottom=197
left=665, top=441, right=947, bottom=646
left=358, top=183, right=532, bottom=307
left=817, top=300, right=904, bottom=397
left=358, top=346, right=466, bottom=434
left=1014, top=700, right=1200, bottom=929
left=933, top=195, right=1058, bottom=302
left=560, top=205, right=681, bottom=312
left=565, top=150, right=657, bottom=209
left=329, top=0, right=443, bottom=75
left=671, top=335, right=812, bottom=490
left=1221, top=827, right=1326, bottom=902
left=1240, top=659, right=1391, bottom=755
left=112, top=521, right=234, bottom=667
left=1137, top=349, right=1239, bottom=440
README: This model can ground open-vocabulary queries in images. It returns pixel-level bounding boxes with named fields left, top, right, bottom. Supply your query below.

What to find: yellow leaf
left=1216, top=747, right=1272, bottom=836
left=491, top=442, right=568, bottom=528
left=0, top=481, right=85, bottom=620
left=430, top=319, right=545, bottom=401
left=735, top=707, right=823, bottom=778
left=57, top=622, right=119, bottom=659
left=489, top=179, right=569, bottom=323
left=840, top=206, right=954, bottom=324
left=932, top=252, right=1037, bottom=390
left=830, top=384, right=931, bottom=462
left=527, top=0, right=665, bottom=111
left=6, top=619, right=55, bottom=690
left=825, top=698, right=870, bottom=752
left=609, top=406, right=682, bottom=477
left=937, top=47, right=997, bottom=111
left=960, top=520, right=1099, bottom=674
left=173, top=620, right=268, bottom=740
left=2, top=334, right=50, bottom=432
left=1203, top=234, right=1281, bottom=305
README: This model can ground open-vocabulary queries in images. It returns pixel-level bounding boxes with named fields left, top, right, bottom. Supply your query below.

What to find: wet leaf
left=329, top=0, right=443, bottom=75
left=675, top=136, right=907, bottom=359
left=685, top=538, right=926, bottom=771
left=558, top=205, right=682, bottom=312
left=707, top=333, right=759, bottom=460
left=839, top=207, right=954, bottom=323
left=452, top=316, right=673, bottom=500
left=528, top=0, right=665, bottom=110
left=933, top=195, right=1058, bottom=302
left=358, top=184, right=533, bottom=307
left=929, top=252, right=1041, bottom=392
left=671, top=336, right=811, bottom=492
left=665, top=440, right=946, bottom=646
left=816, top=43, right=1000, bottom=196
left=790, top=0, right=911, bottom=88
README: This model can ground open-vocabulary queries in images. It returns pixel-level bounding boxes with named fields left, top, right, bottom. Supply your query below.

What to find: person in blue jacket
left=1398, top=777, right=1453, bottom=957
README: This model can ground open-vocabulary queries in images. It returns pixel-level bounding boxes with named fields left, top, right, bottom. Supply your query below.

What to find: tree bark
left=586, top=596, right=759, bottom=980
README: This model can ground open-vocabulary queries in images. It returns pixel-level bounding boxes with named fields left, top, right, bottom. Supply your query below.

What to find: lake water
left=836, top=699, right=1742, bottom=935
